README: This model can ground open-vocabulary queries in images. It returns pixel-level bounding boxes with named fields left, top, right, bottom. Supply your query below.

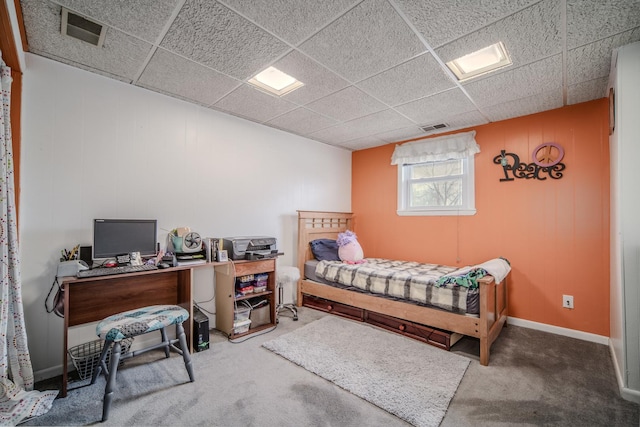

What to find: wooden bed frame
left=296, top=210, right=508, bottom=365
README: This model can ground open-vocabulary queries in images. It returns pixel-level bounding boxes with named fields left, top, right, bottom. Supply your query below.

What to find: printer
left=222, top=236, right=279, bottom=261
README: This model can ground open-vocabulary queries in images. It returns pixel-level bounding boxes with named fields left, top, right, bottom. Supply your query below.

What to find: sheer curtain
left=391, top=131, right=480, bottom=164
left=0, top=55, right=57, bottom=424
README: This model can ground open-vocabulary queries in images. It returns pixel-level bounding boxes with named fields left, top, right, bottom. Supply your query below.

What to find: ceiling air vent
left=61, top=8, right=106, bottom=48
left=420, top=123, right=448, bottom=133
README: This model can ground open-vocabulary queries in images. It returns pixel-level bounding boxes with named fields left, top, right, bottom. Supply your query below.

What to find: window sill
left=396, top=208, right=477, bottom=217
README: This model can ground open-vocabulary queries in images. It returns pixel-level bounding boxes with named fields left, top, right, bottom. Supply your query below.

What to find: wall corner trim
left=609, top=340, right=640, bottom=404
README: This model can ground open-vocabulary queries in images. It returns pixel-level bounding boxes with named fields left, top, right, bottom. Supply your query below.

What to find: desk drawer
left=234, top=260, right=275, bottom=276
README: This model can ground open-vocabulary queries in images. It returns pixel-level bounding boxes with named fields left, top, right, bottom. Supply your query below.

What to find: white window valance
left=390, top=130, right=480, bottom=165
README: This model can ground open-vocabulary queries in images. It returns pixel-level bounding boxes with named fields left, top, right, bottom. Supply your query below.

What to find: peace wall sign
left=532, top=142, right=564, bottom=167
left=493, top=143, right=566, bottom=182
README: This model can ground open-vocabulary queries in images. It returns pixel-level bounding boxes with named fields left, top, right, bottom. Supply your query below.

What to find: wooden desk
left=60, top=263, right=219, bottom=397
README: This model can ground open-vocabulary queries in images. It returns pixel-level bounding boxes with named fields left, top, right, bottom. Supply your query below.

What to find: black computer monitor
left=92, top=219, right=157, bottom=260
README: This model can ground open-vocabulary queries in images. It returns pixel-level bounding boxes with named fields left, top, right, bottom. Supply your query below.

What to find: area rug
left=262, top=315, right=470, bottom=427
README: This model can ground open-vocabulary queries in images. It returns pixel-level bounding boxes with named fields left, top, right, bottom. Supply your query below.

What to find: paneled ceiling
left=18, top=0, right=640, bottom=150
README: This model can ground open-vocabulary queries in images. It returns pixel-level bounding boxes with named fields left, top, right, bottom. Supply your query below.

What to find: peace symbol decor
left=532, top=142, right=564, bottom=167
left=493, top=143, right=566, bottom=182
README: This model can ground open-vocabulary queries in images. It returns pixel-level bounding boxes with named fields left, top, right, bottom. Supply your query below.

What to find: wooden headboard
left=296, top=210, right=353, bottom=287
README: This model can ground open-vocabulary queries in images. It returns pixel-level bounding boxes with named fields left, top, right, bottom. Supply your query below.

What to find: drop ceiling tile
left=482, top=90, right=563, bottom=122
left=440, top=110, right=489, bottom=132
left=349, top=109, right=416, bottom=133
left=394, top=0, right=538, bottom=48
left=266, top=107, right=338, bottom=135
left=305, top=86, right=387, bottom=122
left=341, top=135, right=388, bottom=150
left=308, top=109, right=414, bottom=143
left=464, top=55, right=562, bottom=108
left=395, top=88, right=477, bottom=125
left=567, top=77, right=609, bottom=105
left=357, top=53, right=455, bottom=106
left=54, top=0, right=180, bottom=43
left=307, top=123, right=354, bottom=144
left=338, top=109, right=417, bottom=141
left=374, top=126, right=426, bottom=143
left=160, top=0, right=289, bottom=80
left=214, top=84, right=297, bottom=123
left=567, top=27, right=640, bottom=85
left=272, top=50, right=350, bottom=106
left=566, top=0, right=640, bottom=48
left=398, top=111, right=488, bottom=141
left=137, top=48, right=240, bottom=106
left=299, top=0, right=425, bottom=82
left=436, top=0, right=562, bottom=69
left=21, top=0, right=152, bottom=81
left=221, top=0, right=359, bottom=45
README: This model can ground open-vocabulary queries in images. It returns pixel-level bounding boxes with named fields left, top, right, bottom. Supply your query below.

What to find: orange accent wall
left=352, top=99, right=610, bottom=336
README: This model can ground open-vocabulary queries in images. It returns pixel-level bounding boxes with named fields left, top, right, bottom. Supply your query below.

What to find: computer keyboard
left=77, top=264, right=158, bottom=278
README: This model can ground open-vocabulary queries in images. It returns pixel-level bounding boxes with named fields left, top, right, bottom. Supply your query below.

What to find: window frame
left=397, top=156, right=476, bottom=216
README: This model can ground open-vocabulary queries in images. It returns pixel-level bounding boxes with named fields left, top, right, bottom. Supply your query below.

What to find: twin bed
left=295, top=210, right=509, bottom=365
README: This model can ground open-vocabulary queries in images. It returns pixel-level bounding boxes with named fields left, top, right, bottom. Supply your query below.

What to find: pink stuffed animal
left=337, top=230, right=365, bottom=264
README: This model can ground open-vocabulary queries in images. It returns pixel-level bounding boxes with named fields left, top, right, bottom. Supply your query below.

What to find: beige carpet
left=263, top=315, right=470, bottom=427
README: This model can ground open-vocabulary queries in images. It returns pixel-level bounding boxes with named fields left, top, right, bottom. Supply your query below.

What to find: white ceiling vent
left=61, top=8, right=106, bottom=47
left=420, top=123, right=448, bottom=133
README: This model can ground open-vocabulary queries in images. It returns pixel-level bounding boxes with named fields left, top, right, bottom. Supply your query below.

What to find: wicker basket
left=68, top=338, right=133, bottom=380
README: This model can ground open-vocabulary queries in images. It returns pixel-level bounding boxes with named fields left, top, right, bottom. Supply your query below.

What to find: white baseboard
left=506, top=318, right=640, bottom=403
left=619, top=386, right=640, bottom=404
left=34, top=333, right=161, bottom=383
left=608, top=341, right=640, bottom=404
left=35, top=365, right=63, bottom=383
left=507, top=316, right=609, bottom=345
left=505, top=318, right=640, bottom=404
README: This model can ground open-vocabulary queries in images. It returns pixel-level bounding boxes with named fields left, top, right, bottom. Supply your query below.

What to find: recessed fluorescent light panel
left=248, top=66, right=304, bottom=96
left=446, top=42, right=512, bottom=81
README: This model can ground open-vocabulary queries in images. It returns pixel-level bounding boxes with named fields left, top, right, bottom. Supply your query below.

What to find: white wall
left=20, top=54, right=352, bottom=380
left=610, top=41, right=640, bottom=403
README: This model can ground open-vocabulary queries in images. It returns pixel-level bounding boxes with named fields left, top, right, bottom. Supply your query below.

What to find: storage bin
left=238, top=286, right=254, bottom=295
left=250, top=303, right=271, bottom=328
left=233, top=319, right=251, bottom=334
left=234, top=305, right=251, bottom=321
left=238, top=274, right=254, bottom=283
left=68, top=337, right=133, bottom=381
left=236, top=276, right=255, bottom=295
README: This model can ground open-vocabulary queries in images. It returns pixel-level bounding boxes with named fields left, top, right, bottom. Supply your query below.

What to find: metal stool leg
left=176, top=323, right=195, bottom=382
left=91, top=341, right=112, bottom=385
left=160, top=327, right=171, bottom=358
left=102, top=341, right=122, bottom=422
left=276, top=280, right=298, bottom=321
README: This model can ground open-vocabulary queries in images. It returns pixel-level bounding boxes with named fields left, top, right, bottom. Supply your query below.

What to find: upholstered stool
left=276, top=266, right=299, bottom=321
left=90, top=305, right=195, bottom=422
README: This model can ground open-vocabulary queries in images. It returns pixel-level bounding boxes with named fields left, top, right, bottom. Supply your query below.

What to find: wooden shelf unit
left=214, top=259, right=276, bottom=339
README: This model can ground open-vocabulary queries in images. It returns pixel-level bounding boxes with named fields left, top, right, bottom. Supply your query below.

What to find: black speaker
left=193, top=307, right=210, bottom=352
left=79, top=245, right=92, bottom=266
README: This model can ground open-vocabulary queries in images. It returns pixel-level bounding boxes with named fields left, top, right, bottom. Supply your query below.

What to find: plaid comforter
left=315, top=258, right=469, bottom=313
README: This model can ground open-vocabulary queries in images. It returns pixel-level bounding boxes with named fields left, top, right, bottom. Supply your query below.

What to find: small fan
left=182, top=232, right=202, bottom=253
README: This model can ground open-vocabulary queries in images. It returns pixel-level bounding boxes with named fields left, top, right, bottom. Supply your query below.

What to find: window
left=397, top=157, right=475, bottom=216
left=391, top=131, right=479, bottom=216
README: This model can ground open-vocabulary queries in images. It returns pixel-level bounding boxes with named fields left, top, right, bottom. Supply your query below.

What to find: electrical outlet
left=563, top=295, right=574, bottom=309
